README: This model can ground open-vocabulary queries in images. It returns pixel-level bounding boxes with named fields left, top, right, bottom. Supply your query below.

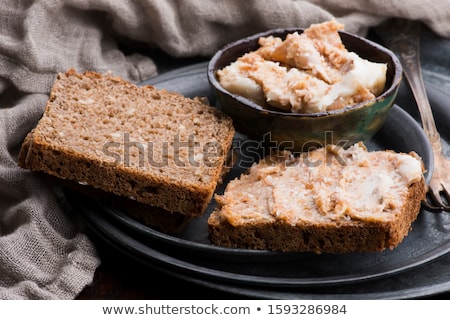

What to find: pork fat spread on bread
left=208, top=142, right=426, bottom=253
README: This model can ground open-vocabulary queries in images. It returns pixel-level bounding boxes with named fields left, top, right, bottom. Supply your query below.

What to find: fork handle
left=391, top=24, right=443, bottom=151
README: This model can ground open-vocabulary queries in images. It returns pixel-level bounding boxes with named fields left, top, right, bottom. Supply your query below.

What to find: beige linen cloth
left=1, top=0, right=449, bottom=300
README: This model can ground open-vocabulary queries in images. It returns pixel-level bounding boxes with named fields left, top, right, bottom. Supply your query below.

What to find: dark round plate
left=68, top=62, right=450, bottom=288
left=78, top=204, right=450, bottom=299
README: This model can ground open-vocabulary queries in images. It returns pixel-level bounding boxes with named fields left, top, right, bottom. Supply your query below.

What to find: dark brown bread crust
left=208, top=179, right=426, bottom=253
left=18, top=69, right=235, bottom=219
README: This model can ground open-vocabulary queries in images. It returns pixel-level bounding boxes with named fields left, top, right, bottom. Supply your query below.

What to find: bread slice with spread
left=208, top=142, right=426, bottom=253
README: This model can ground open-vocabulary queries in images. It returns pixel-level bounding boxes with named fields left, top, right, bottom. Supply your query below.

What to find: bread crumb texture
left=18, top=69, right=235, bottom=217
left=208, top=142, right=426, bottom=253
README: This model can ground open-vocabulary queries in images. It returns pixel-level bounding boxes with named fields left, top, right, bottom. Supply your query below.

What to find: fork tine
left=441, top=185, right=450, bottom=211
left=422, top=201, right=443, bottom=212
left=423, top=202, right=444, bottom=212
left=424, top=188, right=445, bottom=212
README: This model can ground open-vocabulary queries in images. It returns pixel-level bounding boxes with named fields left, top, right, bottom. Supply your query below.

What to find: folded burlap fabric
left=1, top=0, right=449, bottom=300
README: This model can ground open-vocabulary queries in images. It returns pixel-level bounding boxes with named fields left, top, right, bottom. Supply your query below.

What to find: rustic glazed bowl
left=207, top=28, right=402, bottom=152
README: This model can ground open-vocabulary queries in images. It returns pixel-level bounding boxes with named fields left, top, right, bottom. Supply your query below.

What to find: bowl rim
left=207, top=27, right=403, bottom=118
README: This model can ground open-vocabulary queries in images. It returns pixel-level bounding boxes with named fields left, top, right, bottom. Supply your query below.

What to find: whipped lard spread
left=217, top=20, right=387, bottom=113
left=216, top=142, right=424, bottom=226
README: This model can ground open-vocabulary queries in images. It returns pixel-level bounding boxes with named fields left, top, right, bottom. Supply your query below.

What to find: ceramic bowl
left=207, top=28, right=402, bottom=152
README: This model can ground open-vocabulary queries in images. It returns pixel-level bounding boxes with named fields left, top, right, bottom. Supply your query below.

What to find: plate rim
left=78, top=194, right=450, bottom=298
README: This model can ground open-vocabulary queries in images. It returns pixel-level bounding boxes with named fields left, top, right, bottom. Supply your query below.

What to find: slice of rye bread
left=208, top=143, right=427, bottom=253
left=18, top=69, right=235, bottom=220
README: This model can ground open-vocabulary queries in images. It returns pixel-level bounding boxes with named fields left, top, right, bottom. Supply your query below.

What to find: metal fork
left=376, top=18, right=450, bottom=211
